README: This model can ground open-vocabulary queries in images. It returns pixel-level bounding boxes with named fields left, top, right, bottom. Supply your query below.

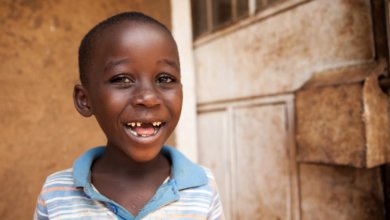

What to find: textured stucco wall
left=0, top=1, right=170, bottom=219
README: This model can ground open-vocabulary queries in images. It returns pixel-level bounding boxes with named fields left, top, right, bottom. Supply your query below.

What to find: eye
left=156, top=73, right=176, bottom=84
left=109, top=75, right=134, bottom=85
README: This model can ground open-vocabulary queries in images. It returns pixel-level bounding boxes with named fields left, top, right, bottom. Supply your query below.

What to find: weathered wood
left=300, top=163, right=384, bottom=220
left=296, top=61, right=390, bottom=168
left=194, top=0, right=374, bottom=104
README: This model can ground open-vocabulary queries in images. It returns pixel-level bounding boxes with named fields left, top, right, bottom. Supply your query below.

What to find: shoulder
left=199, top=166, right=220, bottom=192
left=43, top=168, right=75, bottom=187
left=39, top=168, right=83, bottom=200
left=180, top=164, right=219, bottom=194
left=201, top=166, right=216, bottom=181
left=173, top=166, right=225, bottom=219
left=36, top=168, right=116, bottom=219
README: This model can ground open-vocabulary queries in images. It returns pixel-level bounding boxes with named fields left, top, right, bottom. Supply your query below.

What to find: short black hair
left=78, top=12, right=173, bottom=85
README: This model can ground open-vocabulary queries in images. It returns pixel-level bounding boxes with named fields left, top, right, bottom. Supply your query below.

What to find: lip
left=123, top=120, right=167, bottom=144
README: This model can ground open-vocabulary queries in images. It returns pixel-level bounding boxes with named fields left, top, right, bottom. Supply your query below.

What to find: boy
left=34, top=12, right=224, bottom=220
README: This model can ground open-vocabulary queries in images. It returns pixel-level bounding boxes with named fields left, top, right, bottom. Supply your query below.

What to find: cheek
left=167, top=89, right=183, bottom=117
left=177, top=91, right=183, bottom=112
left=160, top=87, right=178, bottom=102
left=107, top=93, right=128, bottom=106
left=93, top=91, right=128, bottom=119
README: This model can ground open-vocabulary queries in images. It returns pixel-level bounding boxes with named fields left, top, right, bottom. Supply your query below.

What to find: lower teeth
left=128, top=126, right=160, bottom=137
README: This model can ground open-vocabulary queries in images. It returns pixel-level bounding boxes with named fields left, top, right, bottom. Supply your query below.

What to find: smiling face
left=74, top=22, right=182, bottom=162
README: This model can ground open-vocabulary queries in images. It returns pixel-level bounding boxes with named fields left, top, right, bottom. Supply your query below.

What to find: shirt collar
left=73, top=146, right=105, bottom=187
left=73, top=146, right=208, bottom=190
left=161, top=146, right=208, bottom=190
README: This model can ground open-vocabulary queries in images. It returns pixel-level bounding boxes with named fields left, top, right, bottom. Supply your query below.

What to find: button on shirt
left=34, top=146, right=224, bottom=220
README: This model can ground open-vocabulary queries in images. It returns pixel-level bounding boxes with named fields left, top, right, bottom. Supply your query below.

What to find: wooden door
left=197, top=96, right=299, bottom=219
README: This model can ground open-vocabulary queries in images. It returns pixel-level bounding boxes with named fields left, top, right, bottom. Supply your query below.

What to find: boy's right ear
left=73, top=84, right=93, bottom=117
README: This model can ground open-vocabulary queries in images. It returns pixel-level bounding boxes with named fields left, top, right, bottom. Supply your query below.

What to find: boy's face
left=75, top=22, right=182, bottom=162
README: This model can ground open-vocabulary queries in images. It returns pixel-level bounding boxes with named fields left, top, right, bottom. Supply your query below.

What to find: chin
left=125, top=145, right=164, bottom=162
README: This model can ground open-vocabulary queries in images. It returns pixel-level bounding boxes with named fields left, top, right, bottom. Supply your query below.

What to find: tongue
left=134, top=126, right=155, bottom=136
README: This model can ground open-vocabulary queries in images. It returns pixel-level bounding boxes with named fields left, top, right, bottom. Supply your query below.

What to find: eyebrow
left=157, top=58, right=180, bottom=72
left=104, top=58, right=130, bottom=72
left=104, top=58, right=180, bottom=72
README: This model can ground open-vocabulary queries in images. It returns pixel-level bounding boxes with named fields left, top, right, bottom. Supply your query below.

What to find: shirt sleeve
left=207, top=188, right=225, bottom=220
left=205, top=169, right=225, bottom=220
left=34, top=192, right=49, bottom=220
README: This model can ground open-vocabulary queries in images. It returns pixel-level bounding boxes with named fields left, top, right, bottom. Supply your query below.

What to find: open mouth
left=125, top=121, right=165, bottom=137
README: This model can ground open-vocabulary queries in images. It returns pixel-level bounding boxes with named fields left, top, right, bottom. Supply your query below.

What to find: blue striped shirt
left=34, top=146, right=224, bottom=219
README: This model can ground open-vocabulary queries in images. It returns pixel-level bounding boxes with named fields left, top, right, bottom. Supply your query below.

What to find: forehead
left=83, top=21, right=179, bottom=82
left=97, top=21, right=177, bottom=54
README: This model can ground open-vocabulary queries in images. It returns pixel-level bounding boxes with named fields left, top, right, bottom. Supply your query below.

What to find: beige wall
left=0, top=1, right=170, bottom=219
left=170, top=0, right=199, bottom=162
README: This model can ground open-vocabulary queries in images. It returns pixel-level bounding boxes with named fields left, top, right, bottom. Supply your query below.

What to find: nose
left=132, top=84, right=161, bottom=108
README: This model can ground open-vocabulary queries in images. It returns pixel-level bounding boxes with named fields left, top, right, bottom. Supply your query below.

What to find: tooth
left=153, top=122, right=156, bottom=126
left=157, top=122, right=161, bottom=126
left=136, top=122, right=141, bottom=127
left=129, top=129, right=138, bottom=136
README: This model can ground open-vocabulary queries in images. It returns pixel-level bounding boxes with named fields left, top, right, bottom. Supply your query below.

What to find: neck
left=92, top=145, right=169, bottom=177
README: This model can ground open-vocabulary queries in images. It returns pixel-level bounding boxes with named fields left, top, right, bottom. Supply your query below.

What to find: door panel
left=198, top=96, right=298, bottom=220
left=198, top=111, right=231, bottom=215
left=233, top=104, right=289, bottom=219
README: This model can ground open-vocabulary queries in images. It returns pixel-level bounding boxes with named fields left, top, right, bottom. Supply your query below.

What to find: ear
left=73, top=84, right=93, bottom=117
